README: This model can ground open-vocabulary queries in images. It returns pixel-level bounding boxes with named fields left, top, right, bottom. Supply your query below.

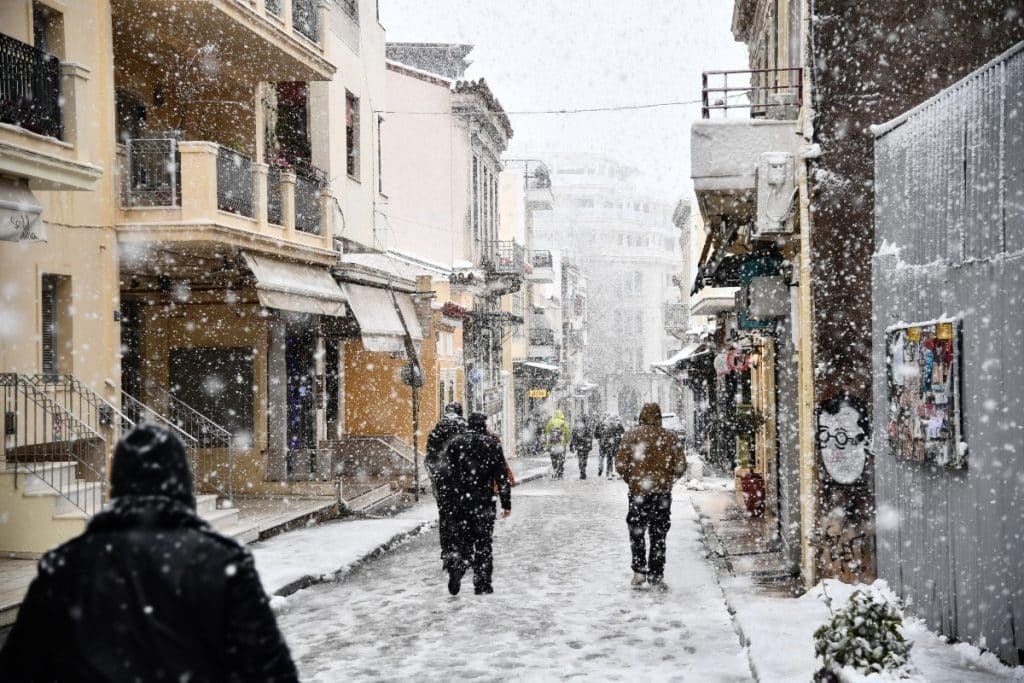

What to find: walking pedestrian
left=614, top=403, right=687, bottom=591
left=595, top=413, right=625, bottom=479
left=570, top=415, right=594, bottom=479
left=544, top=409, right=570, bottom=479
left=0, top=424, right=298, bottom=682
left=437, top=412, right=512, bottom=595
left=425, top=402, right=467, bottom=573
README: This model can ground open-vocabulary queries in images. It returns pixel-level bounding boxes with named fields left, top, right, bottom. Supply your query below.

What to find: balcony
left=118, top=138, right=333, bottom=254
left=479, top=240, right=525, bottom=297
left=691, top=68, right=802, bottom=232
left=664, top=301, right=689, bottom=339
left=690, top=287, right=738, bottom=317
left=526, top=249, right=555, bottom=283
left=0, top=34, right=101, bottom=191
left=111, top=0, right=335, bottom=83
left=528, top=328, right=557, bottom=360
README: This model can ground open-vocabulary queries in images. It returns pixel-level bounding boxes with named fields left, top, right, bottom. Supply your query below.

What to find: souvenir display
left=885, top=320, right=965, bottom=468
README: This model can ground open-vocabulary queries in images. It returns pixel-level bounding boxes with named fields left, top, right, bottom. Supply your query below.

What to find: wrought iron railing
left=28, top=374, right=134, bottom=439
left=530, top=329, right=556, bottom=346
left=529, top=250, right=553, bottom=269
left=1, top=374, right=106, bottom=516
left=135, top=383, right=235, bottom=504
left=0, top=33, right=62, bottom=139
left=336, top=0, right=358, bottom=20
left=216, top=146, right=254, bottom=217
left=265, top=0, right=282, bottom=16
left=701, top=68, right=802, bottom=119
left=294, top=170, right=321, bottom=234
left=267, top=164, right=283, bottom=225
left=488, top=240, right=526, bottom=275
left=120, top=390, right=200, bottom=477
left=293, top=0, right=319, bottom=42
left=124, top=138, right=179, bottom=207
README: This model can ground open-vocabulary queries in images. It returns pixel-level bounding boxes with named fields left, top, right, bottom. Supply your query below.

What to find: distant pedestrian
left=544, top=409, right=571, bottom=479
left=438, top=412, right=512, bottom=595
left=614, top=403, right=687, bottom=591
left=595, top=413, right=625, bottom=479
left=0, top=424, right=298, bottom=682
left=570, top=415, right=595, bottom=479
left=425, top=402, right=467, bottom=573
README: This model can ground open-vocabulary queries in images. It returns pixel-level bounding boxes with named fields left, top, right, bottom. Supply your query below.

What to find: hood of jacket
left=552, top=410, right=566, bottom=422
left=638, top=402, right=662, bottom=426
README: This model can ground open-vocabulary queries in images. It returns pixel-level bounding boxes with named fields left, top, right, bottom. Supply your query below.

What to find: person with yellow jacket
left=543, top=409, right=571, bottom=479
left=614, top=403, right=687, bottom=591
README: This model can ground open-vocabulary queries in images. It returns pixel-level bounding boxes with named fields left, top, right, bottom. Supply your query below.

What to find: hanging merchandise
left=714, top=352, right=731, bottom=375
left=726, top=348, right=752, bottom=373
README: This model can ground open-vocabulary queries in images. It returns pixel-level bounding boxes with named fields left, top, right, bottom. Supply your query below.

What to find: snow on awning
left=651, top=342, right=710, bottom=368
left=0, top=180, right=46, bottom=243
left=521, top=361, right=559, bottom=374
left=342, top=283, right=423, bottom=354
left=242, top=252, right=347, bottom=317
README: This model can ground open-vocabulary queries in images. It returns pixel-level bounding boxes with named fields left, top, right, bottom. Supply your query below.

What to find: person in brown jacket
left=614, top=402, right=687, bottom=590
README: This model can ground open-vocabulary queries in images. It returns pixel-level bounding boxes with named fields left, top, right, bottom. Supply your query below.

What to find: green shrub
left=813, top=589, right=913, bottom=680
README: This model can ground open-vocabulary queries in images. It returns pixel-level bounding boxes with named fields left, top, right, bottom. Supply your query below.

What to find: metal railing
left=488, top=240, right=526, bottom=275
left=265, top=0, right=282, bottom=16
left=28, top=374, right=134, bottom=439
left=120, top=390, right=201, bottom=479
left=135, top=383, right=235, bottom=503
left=124, top=138, right=179, bottom=207
left=701, top=68, right=802, bottom=119
left=0, top=33, right=62, bottom=139
left=529, top=250, right=553, bottom=269
left=1, top=374, right=106, bottom=516
left=294, top=170, right=321, bottom=234
left=216, top=146, right=254, bottom=217
left=529, top=329, right=556, bottom=346
left=293, top=0, right=319, bottom=42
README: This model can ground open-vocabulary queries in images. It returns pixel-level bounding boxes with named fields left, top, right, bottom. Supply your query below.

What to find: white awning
left=0, top=180, right=46, bottom=243
left=651, top=342, right=710, bottom=368
left=342, top=283, right=423, bottom=354
left=242, top=252, right=348, bottom=317
left=521, top=361, right=559, bottom=373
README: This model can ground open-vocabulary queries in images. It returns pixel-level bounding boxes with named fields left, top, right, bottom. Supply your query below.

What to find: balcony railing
left=294, top=169, right=321, bottom=234
left=123, top=138, right=180, bottom=207
left=216, top=147, right=254, bottom=217
left=0, top=33, right=62, bottom=140
left=486, top=240, right=526, bottom=275
left=293, top=0, right=320, bottom=42
left=265, top=0, right=282, bottom=15
left=529, top=250, right=553, bottom=269
left=701, top=68, right=802, bottom=120
left=529, top=329, right=556, bottom=346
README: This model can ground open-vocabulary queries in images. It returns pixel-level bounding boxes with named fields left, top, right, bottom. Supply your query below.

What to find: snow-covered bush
left=813, top=588, right=914, bottom=681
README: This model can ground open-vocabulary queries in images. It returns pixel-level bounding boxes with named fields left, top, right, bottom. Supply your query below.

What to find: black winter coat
left=0, top=495, right=297, bottom=683
left=440, top=430, right=512, bottom=518
left=425, top=414, right=466, bottom=505
left=597, top=421, right=626, bottom=456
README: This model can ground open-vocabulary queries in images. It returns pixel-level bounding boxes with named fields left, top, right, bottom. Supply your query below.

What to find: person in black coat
left=595, top=413, right=626, bottom=479
left=0, top=424, right=297, bottom=683
left=570, top=415, right=595, bottom=479
left=424, top=402, right=467, bottom=571
left=438, top=412, right=512, bottom=595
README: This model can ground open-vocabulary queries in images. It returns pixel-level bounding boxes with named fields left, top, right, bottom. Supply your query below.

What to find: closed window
left=346, top=91, right=360, bottom=178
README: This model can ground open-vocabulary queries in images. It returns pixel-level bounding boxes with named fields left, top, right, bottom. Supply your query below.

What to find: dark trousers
left=550, top=449, right=565, bottom=478
left=452, top=513, right=496, bottom=589
left=627, top=494, right=672, bottom=580
left=576, top=451, right=588, bottom=478
left=597, top=450, right=614, bottom=476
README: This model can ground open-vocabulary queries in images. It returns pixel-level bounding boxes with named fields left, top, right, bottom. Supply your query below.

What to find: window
left=41, top=275, right=57, bottom=375
left=346, top=91, right=360, bottom=178
left=169, top=348, right=255, bottom=438
left=33, top=2, right=64, bottom=59
left=115, top=89, right=147, bottom=143
left=472, top=156, right=480, bottom=242
left=41, top=274, right=71, bottom=375
left=336, top=0, right=358, bottom=21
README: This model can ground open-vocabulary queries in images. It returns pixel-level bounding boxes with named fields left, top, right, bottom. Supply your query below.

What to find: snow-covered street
left=274, top=473, right=752, bottom=681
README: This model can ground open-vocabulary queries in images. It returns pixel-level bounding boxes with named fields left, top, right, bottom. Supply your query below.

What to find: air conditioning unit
left=747, top=276, right=788, bottom=319
left=754, top=152, right=796, bottom=238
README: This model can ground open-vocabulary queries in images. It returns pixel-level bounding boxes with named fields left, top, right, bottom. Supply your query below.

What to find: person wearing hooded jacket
left=595, top=413, right=625, bottom=479
left=437, top=412, right=512, bottom=595
left=0, top=424, right=297, bottom=682
left=614, top=403, right=687, bottom=591
left=425, top=402, right=468, bottom=571
left=543, top=409, right=571, bottom=479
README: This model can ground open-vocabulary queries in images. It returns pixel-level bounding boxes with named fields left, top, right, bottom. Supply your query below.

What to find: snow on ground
left=273, top=469, right=752, bottom=681
left=721, top=575, right=1024, bottom=682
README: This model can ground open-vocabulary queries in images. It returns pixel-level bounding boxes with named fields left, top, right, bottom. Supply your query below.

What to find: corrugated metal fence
left=872, top=41, right=1024, bottom=664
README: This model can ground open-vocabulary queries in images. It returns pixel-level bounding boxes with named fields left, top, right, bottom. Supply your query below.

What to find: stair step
left=7, top=463, right=80, bottom=494
left=53, top=482, right=105, bottom=515
left=217, top=524, right=260, bottom=545
left=201, top=507, right=240, bottom=531
left=196, top=494, right=219, bottom=516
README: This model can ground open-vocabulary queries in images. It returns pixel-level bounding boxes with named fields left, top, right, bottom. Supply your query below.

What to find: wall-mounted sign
left=886, top=319, right=965, bottom=468
left=0, top=181, right=46, bottom=243
left=817, top=395, right=869, bottom=484
left=528, top=389, right=548, bottom=398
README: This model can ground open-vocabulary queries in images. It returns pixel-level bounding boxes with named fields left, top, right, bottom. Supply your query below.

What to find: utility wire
left=373, top=92, right=750, bottom=116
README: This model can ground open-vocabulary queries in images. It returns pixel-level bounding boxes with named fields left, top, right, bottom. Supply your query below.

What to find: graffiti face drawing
left=817, top=403, right=868, bottom=484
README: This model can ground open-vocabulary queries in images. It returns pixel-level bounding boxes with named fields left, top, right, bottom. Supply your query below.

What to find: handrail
left=137, top=383, right=235, bottom=504
left=0, top=374, right=106, bottom=516
left=0, top=33, right=62, bottom=139
left=28, top=374, right=135, bottom=438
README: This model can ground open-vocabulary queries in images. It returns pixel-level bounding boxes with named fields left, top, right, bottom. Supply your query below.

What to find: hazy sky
left=379, top=0, right=748, bottom=202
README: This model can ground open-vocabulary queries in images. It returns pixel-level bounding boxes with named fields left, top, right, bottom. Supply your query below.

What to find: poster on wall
left=885, top=319, right=966, bottom=469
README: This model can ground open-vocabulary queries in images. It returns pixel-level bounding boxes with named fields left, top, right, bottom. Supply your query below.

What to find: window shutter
left=41, top=275, right=56, bottom=375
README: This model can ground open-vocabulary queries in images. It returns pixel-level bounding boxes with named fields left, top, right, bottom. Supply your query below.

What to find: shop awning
left=342, top=283, right=423, bottom=354
left=0, top=181, right=46, bottom=243
left=651, top=342, right=710, bottom=369
left=242, top=252, right=348, bottom=317
left=521, top=361, right=559, bottom=374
